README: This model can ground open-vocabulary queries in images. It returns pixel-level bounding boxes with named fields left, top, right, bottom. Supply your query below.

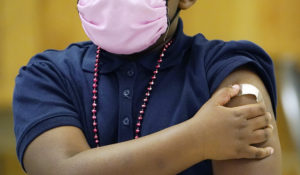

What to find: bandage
left=238, top=84, right=263, bottom=102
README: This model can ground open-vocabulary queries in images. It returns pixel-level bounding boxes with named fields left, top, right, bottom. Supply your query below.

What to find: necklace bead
left=91, top=40, right=173, bottom=146
left=138, top=116, right=143, bottom=120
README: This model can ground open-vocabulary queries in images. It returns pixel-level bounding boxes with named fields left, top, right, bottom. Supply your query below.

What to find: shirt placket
left=116, top=62, right=137, bottom=142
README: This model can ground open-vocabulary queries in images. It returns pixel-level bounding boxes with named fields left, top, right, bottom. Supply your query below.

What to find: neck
left=119, top=16, right=180, bottom=60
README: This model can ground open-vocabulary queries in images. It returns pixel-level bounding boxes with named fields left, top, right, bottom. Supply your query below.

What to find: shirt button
left=122, top=117, right=130, bottom=126
left=127, top=69, right=135, bottom=77
left=123, top=89, right=131, bottom=98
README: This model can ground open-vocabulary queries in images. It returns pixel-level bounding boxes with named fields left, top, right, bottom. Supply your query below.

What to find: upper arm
left=12, top=59, right=86, bottom=173
left=212, top=67, right=282, bottom=175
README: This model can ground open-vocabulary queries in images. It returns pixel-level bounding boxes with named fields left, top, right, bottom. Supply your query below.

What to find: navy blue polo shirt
left=13, top=19, right=277, bottom=174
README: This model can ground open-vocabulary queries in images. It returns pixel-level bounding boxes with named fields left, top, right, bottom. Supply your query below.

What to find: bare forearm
left=56, top=120, right=203, bottom=175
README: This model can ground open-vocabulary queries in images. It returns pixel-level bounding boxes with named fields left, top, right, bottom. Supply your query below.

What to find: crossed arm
left=22, top=67, right=281, bottom=175
left=212, top=67, right=282, bottom=175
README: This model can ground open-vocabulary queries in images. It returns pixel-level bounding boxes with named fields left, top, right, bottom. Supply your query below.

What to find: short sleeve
left=13, top=59, right=82, bottom=169
left=205, top=40, right=277, bottom=115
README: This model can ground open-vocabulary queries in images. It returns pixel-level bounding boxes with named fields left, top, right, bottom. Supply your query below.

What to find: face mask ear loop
left=163, top=2, right=180, bottom=42
left=163, top=0, right=171, bottom=42
left=163, top=20, right=171, bottom=42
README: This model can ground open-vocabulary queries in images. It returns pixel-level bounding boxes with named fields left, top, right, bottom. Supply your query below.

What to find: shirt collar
left=82, top=18, right=192, bottom=74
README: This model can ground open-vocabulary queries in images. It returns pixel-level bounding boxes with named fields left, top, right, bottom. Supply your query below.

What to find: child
left=13, top=0, right=281, bottom=174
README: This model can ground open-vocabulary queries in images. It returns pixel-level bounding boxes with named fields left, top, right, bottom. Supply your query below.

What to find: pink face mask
left=78, top=0, right=168, bottom=55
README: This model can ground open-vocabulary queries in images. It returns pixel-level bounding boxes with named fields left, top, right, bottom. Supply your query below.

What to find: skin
left=23, top=0, right=281, bottom=174
left=212, top=68, right=282, bottom=175
left=24, top=86, right=274, bottom=175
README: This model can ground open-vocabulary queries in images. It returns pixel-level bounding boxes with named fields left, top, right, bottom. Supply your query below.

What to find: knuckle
left=225, top=87, right=232, bottom=93
left=246, top=149, right=255, bottom=159
left=258, top=105, right=266, bottom=114
left=265, top=116, right=269, bottom=124
left=224, top=90, right=232, bottom=100
left=215, top=88, right=231, bottom=101
left=248, top=107, right=255, bottom=116
left=264, top=128, right=272, bottom=139
left=243, top=147, right=254, bottom=158
left=264, top=130, right=268, bottom=140
left=238, top=133, right=245, bottom=141
left=238, top=119, right=248, bottom=129
left=267, top=113, right=272, bottom=123
left=224, top=95, right=230, bottom=103
left=235, top=145, right=243, bottom=155
left=255, top=131, right=266, bottom=142
left=220, top=87, right=230, bottom=96
left=233, top=110, right=243, bottom=117
left=244, top=147, right=256, bottom=159
left=254, top=118, right=262, bottom=127
left=255, top=150, right=263, bottom=158
left=261, top=131, right=268, bottom=140
left=265, top=113, right=271, bottom=123
left=236, top=127, right=250, bottom=142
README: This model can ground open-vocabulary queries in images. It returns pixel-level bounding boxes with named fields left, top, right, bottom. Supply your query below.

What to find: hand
left=189, top=85, right=273, bottom=160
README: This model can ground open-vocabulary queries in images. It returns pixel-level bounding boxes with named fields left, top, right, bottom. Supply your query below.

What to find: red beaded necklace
left=91, top=40, right=173, bottom=147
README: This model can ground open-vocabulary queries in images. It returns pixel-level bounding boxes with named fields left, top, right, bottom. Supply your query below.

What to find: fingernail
left=268, top=113, right=272, bottom=121
left=269, top=147, right=274, bottom=155
left=268, top=124, right=274, bottom=130
left=232, top=84, right=240, bottom=92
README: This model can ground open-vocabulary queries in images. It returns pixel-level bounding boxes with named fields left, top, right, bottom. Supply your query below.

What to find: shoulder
left=187, top=33, right=277, bottom=112
left=33, top=41, right=93, bottom=59
left=190, top=34, right=273, bottom=65
left=189, top=33, right=275, bottom=84
left=26, top=41, right=95, bottom=73
left=13, top=42, right=94, bottom=167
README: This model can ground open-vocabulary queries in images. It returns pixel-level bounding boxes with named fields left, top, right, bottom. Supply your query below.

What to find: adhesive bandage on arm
left=238, top=84, right=263, bottom=103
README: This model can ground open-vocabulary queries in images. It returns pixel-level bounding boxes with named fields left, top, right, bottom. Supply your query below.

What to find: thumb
left=213, top=84, right=240, bottom=106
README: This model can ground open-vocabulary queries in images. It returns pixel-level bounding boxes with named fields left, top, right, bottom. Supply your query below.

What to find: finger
left=248, top=112, right=272, bottom=130
left=230, top=102, right=266, bottom=119
left=213, top=84, right=240, bottom=106
left=249, top=126, right=273, bottom=144
left=246, top=146, right=274, bottom=159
